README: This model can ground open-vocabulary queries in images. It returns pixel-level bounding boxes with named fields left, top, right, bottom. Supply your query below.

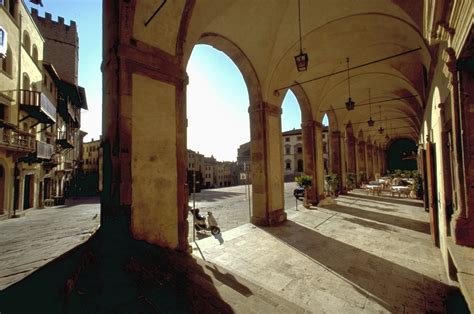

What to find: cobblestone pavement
left=0, top=197, right=100, bottom=290
left=192, top=190, right=458, bottom=313
left=188, top=182, right=300, bottom=240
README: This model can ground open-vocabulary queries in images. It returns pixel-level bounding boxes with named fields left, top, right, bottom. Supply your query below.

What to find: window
left=0, top=27, right=6, bottom=57
left=0, top=103, right=6, bottom=120
left=285, top=161, right=291, bottom=170
left=0, top=46, right=11, bottom=75
left=297, top=159, right=304, bottom=172
left=285, top=146, right=290, bottom=154
left=285, top=137, right=290, bottom=142
left=23, top=31, right=31, bottom=55
left=297, top=136, right=302, bottom=141
left=32, top=45, right=38, bottom=63
left=297, top=147, right=303, bottom=153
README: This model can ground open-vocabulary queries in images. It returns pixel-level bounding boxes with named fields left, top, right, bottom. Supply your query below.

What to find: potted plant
left=346, top=172, right=356, bottom=191
left=325, top=173, right=339, bottom=197
left=296, top=175, right=313, bottom=208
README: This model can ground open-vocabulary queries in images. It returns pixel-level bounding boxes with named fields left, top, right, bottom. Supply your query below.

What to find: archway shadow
left=0, top=218, right=234, bottom=313
left=263, top=220, right=450, bottom=312
left=321, top=203, right=430, bottom=234
left=346, top=192, right=424, bottom=208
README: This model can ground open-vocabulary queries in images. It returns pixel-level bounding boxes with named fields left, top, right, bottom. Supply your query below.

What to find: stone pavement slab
left=0, top=197, right=100, bottom=290
left=192, top=192, right=455, bottom=313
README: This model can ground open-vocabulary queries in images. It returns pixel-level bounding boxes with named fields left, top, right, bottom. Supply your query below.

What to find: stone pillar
left=340, top=132, right=347, bottom=193
left=373, top=146, right=379, bottom=178
left=17, top=173, right=25, bottom=211
left=301, top=120, right=317, bottom=204
left=366, top=143, right=373, bottom=180
left=249, top=102, right=286, bottom=225
left=357, top=141, right=367, bottom=183
left=315, top=122, right=325, bottom=199
left=346, top=135, right=356, bottom=174
left=102, top=0, right=188, bottom=250
left=445, top=48, right=474, bottom=246
left=329, top=131, right=342, bottom=191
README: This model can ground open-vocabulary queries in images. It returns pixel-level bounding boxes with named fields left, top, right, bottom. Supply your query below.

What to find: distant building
left=237, top=127, right=329, bottom=183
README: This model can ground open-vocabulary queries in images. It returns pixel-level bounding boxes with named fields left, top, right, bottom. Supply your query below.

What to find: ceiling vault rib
left=348, top=115, right=418, bottom=126
left=320, top=95, right=418, bottom=112
left=274, top=47, right=422, bottom=95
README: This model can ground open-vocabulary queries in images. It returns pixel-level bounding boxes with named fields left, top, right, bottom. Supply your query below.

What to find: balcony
left=18, top=140, right=55, bottom=164
left=0, top=127, right=35, bottom=152
left=56, top=131, right=74, bottom=150
left=19, top=90, right=56, bottom=124
left=36, top=140, right=55, bottom=160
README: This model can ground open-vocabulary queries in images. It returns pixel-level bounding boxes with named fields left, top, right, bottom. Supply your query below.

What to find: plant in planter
left=346, top=172, right=356, bottom=191
left=325, top=173, right=339, bottom=197
left=358, top=172, right=367, bottom=186
left=413, top=171, right=423, bottom=199
left=295, top=175, right=313, bottom=208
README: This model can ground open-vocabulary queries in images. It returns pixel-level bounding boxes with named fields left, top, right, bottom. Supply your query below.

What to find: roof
left=282, top=128, right=302, bottom=136
left=58, top=80, right=88, bottom=109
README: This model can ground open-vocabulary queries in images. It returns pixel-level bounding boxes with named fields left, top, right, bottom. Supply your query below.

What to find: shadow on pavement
left=191, top=190, right=244, bottom=202
left=346, top=192, right=424, bottom=208
left=0, top=218, right=234, bottom=313
left=342, top=217, right=394, bottom=232
left=322, top=203, right=430, bottom=234
left=264, top=220, right=451, bottom=312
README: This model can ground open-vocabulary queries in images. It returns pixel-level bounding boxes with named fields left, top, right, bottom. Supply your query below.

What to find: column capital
left=248, top=102, right=281, bottom=116
left=301, top=120, right=316, bottom=128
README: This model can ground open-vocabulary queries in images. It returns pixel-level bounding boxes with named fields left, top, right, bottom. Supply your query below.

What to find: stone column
left=373, top=146, right=379, bottom=177
left=346, top=135, right=356, bottom=173
left=445, top=48, right=474, bottom=246
left=17, top=173, right=25, bottom=212
left=301, top=120, right=317, bottom=204
left=102, top=0, right=189, bottom=250
left=366, top=143, right=373, bottom=180
left=315, top=122, right=325, bottom=199
left=249, top=102, right=286, bottom=226
left=329, top=131, right=342, bottom=191
left=357, top=141, right=367, bottom=183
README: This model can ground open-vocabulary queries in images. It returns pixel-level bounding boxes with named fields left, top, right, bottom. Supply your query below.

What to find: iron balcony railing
left=0, top=128, right=35, bottom=152
left=36, top=140, right=55, bottom=160
left=20, top=89, right=56, bottom=123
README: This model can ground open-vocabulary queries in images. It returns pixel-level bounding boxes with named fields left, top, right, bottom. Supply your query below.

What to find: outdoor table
left=365, top=184, right=382, bottom=196
left=390, top=186, right=411, bottom=198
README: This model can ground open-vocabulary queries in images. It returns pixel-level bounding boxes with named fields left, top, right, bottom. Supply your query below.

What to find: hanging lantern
left=367, top=88, right=374, bottom=126
left=345, top=58, right=355, bottom=111
left=294, top=0, right=308, bottom=72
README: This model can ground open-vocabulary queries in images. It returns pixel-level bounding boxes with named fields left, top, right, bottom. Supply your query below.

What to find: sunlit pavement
left=188, top=182, right=299, bottom=240
left=192, top=190, right=459, bottom=313
left=0, top=197, right=100, bottom=290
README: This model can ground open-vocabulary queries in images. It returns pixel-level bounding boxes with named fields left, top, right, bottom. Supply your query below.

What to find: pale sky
left=26, top=1, right=102, bottom=143
left=187, top=45, right=302, bottom=161
left=26, top=2, right=304, bottom=159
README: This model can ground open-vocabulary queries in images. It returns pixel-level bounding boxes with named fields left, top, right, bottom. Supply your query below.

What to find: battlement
left=30, top=8, right=78, bottom=45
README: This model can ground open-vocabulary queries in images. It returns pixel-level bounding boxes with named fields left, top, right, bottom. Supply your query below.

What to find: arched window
left=1, top=46, right=12, bottom=75
left=285, top=160, right=292, bottom=170
left=22, top=73, right=30, bottom=90
left=23, top=31, right=31, bottom=55
left=32, top=44, right=38, bottom=63
left=297, top=159, right=304, bottom=172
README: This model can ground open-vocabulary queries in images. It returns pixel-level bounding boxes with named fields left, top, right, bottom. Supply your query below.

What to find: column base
left=251, top=209, right=287, bottom=226
left=451, top=216, right=474, bottom=247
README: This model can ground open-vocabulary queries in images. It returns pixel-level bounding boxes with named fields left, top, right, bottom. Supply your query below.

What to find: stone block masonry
left=31, top=8, right=79, bottom=84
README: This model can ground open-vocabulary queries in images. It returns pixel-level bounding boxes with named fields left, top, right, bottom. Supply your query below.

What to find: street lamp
left=294, top=0, right=308, bottom=72
left=345, top=58, right=355, bottom=111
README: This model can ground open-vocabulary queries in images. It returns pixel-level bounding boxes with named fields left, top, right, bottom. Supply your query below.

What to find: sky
left=187, top=45, right=302, bottom=161
left=25, top=1, right=304, bottom=161
left=25, top=0, right=102, bottom=142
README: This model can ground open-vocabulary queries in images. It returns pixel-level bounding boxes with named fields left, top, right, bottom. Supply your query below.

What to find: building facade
left=0, top=1, right=86, bottom=218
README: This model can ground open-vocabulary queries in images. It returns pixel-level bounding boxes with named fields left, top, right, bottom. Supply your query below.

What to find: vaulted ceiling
left=135, top=0, right=430, bottom=145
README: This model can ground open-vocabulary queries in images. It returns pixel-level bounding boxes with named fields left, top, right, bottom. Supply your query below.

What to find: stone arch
left=193, top=32, right=285, bottom=227
left=196, top=33, right=262, bottom=107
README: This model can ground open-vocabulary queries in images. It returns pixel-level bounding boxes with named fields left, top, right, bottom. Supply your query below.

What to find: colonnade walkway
left=192, top=190, right=463, bottom=313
